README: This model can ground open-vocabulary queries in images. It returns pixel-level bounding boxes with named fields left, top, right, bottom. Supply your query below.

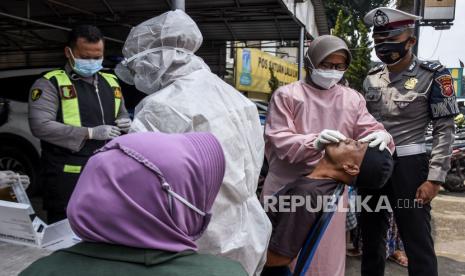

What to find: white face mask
left=310, top=69, right=345, bottom=90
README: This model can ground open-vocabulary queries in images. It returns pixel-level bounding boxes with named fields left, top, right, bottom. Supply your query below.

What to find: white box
left=0, top=200, right=80, bottom=250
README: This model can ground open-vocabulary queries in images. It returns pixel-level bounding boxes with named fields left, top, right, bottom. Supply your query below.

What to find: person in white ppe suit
left=115, top=10, right=271, bottom=275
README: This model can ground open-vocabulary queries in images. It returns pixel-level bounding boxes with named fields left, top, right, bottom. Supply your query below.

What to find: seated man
left=20, top=132, right=247, bottom=276
left=263, top=139, right=393, bottom=275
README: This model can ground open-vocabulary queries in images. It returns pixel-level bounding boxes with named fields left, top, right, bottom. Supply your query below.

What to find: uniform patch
left=374, top=10, right=389, bottom=26
left=407, top=61, right=417, bottom=72
left=31, top=89, right=42, bottom=101
left=404, top=78, right=418, bottom=90
left=60, top=85, right=77, bottom=99
left=430, top=98, right=460, bottom=118
left=429, top=69, right=459, bottom=119
left=435, top=75, right=454, bottom=97
left=395, top=102, right=411, bottom=109
left=390, top=52, right=401, bottom=62
left=114, top=87, right=122, bottom=99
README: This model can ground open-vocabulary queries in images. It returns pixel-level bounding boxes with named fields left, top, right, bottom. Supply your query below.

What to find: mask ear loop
left=121, top=48, right=161, bottom=66
left=66, top=47, right=77, bottom=67
left=97, top=143, right=207, bottom=217
left=67, top=47, right=75, bottom=60
left=120, top=47, right=195, bottom=67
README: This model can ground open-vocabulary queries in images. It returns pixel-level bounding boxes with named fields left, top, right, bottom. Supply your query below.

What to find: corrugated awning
left=0, top=0, right=327, bottom=69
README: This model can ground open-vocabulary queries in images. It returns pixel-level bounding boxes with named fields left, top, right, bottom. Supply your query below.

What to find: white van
left=0, top=68, right=53, bottom=195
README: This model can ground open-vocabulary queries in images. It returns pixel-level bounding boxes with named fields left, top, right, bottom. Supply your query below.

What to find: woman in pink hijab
left=20, top=132, right=247, bottom=276
left=262, top=35, right=395, bottom=276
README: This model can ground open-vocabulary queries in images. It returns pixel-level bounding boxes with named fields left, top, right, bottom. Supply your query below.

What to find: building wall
left=281, top=0, right=320, bottom=37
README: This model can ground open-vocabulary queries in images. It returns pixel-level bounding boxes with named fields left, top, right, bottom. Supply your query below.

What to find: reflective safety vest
left=44, top=70, right=122, bottom=127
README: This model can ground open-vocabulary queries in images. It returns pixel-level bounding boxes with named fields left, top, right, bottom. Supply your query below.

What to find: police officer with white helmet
left=359, top=7, right=459, bottom=276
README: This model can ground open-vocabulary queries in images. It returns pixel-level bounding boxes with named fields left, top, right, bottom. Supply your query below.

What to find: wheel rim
left=0, top=157, right=27, bottom=175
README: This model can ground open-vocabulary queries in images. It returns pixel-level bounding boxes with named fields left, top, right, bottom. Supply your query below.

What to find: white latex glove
left=115, top=118, right=132, bottom=133
left=0, top=171, right=15, bottom=187
left=18, top=175, right=30, bottom=190
left=359, top=131, right=391, bottom=151
left=313, top=129, right=347, bottom=151
left=88, top=125, right=121, bottom=140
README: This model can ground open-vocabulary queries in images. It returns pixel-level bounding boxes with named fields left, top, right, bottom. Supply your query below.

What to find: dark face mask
left=375, top=38, right=411, bottom=65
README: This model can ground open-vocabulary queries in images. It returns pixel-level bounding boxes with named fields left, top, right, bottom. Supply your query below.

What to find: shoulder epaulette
left=368, top=64, right=384, bottom=75
left=420, top=61, right=444, bottom=72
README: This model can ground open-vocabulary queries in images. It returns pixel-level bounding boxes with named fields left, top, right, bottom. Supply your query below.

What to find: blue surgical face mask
left=68, top=48, right=103, bottom=77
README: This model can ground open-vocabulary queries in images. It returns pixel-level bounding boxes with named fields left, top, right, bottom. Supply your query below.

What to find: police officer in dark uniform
left=29, top=25, right=131, bottom=223
left=359, top=7, right=459, bottom=276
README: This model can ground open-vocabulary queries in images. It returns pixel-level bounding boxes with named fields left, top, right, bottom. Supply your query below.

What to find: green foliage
left=327, top=1, right=385, bottom=91
left=345, top=19, right=372, bottom=90
left=324, top=0, right=390, bottom=28
left=332, top=10, right=351, bottom=38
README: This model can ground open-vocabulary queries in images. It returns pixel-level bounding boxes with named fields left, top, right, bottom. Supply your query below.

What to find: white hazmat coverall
left=115, top=10, right=271, bottom=275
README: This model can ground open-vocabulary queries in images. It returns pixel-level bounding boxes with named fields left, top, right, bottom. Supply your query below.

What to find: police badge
left=435, top=75, right=454, bottom=97
left=114, top=87, right=123, bottom=99
left=404, top=78, right=418, bottom=90
left=31, top=89, right=42, bottom=101
left=60, top=85, right=77, bottom=99
left=374, top=10, right=389, bottom=27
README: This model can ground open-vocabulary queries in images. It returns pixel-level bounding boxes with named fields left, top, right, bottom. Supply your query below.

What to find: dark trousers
left=41, top=151, right=89, bottom=223
left=359, top=153, right=438, bottom=276
left=260, top=266, right=291, bottom=276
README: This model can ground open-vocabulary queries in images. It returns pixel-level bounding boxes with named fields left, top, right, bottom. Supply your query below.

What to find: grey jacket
left=28, top=64, right=129, bottom=152
left=363, top=56, right=458, bottom=183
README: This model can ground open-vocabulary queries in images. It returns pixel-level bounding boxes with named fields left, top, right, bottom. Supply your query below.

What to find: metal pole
left=26, top=0, right=31, bottom=19
left=413, top=0, right=421, bottom=56
left=298, top=26, right=305, bottom=81
left=0, top=11, right=125, bottom=44
left=172, top=0, right=185, bottom=11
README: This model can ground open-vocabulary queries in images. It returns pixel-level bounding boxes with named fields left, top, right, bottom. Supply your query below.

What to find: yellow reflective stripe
left=45, top=70, right=72, bottom=86
left=44, top=70, right=70, bottom=84
left=115, top=98, right=122, bottom=118
left=63, top=165, right=81, bottom=174
left=99, top=72, right=122, bottom=118
left=45, top=70, right=81, bottom=127
left=99, top=72, right=120, bottom=88
left=61, top=98, right=81, bottom=126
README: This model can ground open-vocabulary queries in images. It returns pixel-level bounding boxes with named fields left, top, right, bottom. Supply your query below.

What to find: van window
left=0, top=75, right=40, bottom=103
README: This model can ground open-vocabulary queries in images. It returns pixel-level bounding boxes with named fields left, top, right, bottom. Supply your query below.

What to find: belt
left=395, top=143, right=426, bottom=157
